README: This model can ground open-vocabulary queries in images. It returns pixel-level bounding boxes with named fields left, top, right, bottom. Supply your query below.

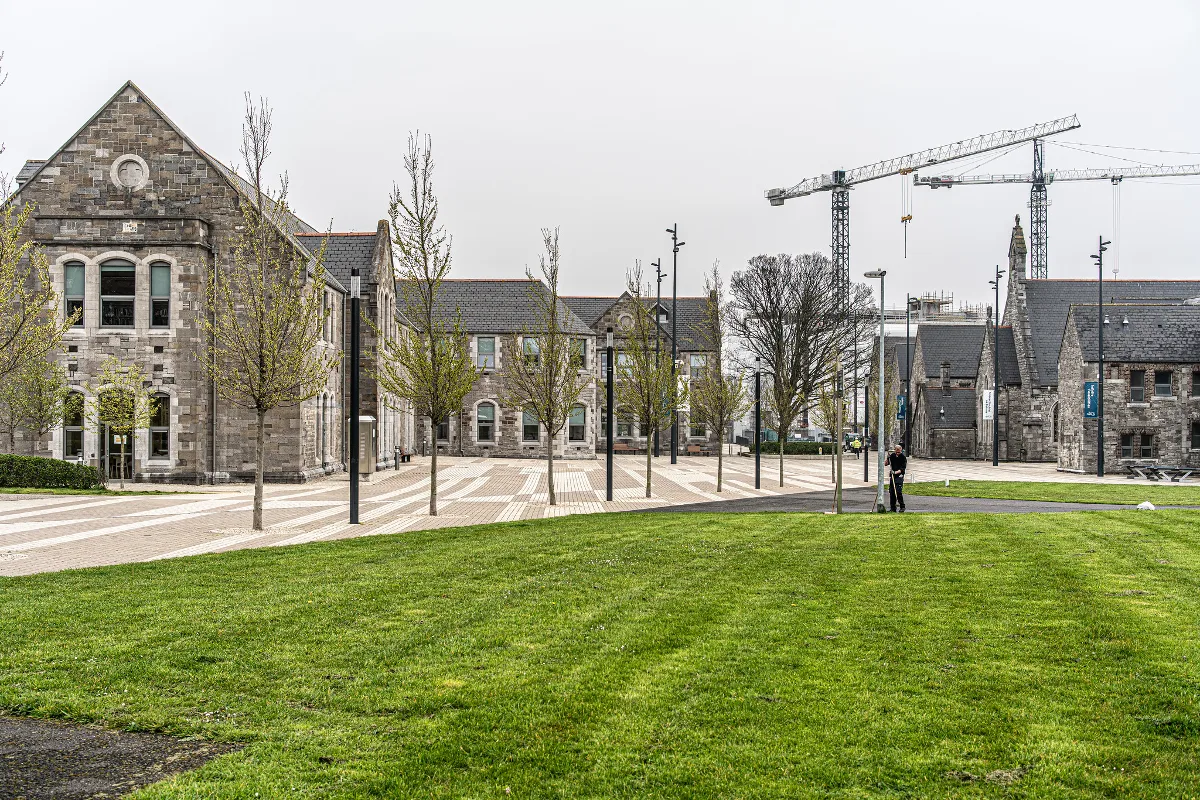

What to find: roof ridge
left=295, top=231, right=377, bottom=237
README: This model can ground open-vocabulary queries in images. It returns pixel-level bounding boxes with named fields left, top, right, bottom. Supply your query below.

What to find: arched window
left=477, top=402, right=495, bottom=441
left=317, top=395, right=325, bottom=465
left=149, top=394, right=170, bottom=458
left=150, top=261, right=170, bottom=327
left=100, top=259, right=135, bottom=327
left=64, top=261, right=85, bottom=327
left=1052, top=403, right=1060, bottom=443
left=63, top=392, right=84, bottom=460
left=568, top=405, right=586, bottom=441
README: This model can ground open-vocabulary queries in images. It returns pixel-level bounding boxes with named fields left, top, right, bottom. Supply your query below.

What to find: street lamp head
left=606, top=326, right=613, bottom=347
left=863, top=270, right=886, bottom=279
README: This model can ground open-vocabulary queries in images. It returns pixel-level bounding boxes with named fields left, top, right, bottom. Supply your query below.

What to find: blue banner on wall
left=896, top=394, right=907, bottom=421
left=1084, top=381, right=1099, bottom=418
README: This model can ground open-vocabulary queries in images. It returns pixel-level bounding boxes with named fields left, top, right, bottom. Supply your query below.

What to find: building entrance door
left=102, top=427, right=134, bottom=481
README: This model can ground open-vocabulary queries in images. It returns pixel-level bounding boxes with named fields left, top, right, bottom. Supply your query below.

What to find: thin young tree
left=500, top=228, right=589, bottom=506
left=688, top=263, right=748, bottom=492
left=198, top=95, right=335, bottom=530
left=0, top=359, right=76, bottom=454
left=373, top=133, right=478, bottom=516
left=84, top=357, right=154, bottom=489
left=615, top=261, right=685, bottom=498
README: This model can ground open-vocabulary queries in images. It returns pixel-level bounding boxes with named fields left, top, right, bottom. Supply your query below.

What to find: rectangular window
left=65, top=262, right=84, bottom=327
left=601, top=351, right=609, bottom=379
left=1129, top=369, right=1145, bottom=402
left=1140, top=433, right=1154, bottom=460
left=690, top=422, right=706, bottom=438
left=690, top=354, right=707, bottom=381
left=1192, top=420, right=1200, bottom=450
left=100, top=262, right=135, bottom=327
left=436, top=415, right=450, bottom=442
left=617, top=417, right=632, bottom=438
left=1154, top=370, right=1172, bottom=398
left=600, top=408, right=608, bottom=438
left=1192, top=370, right=1200, bottom=396
left=477, top=404, right=495, bottom=441
left=150, top=263, right=170, bottom=327
left=523, top=338, right=540, bottom=368
left=569, top=406, right=586, bottom=441
left=573, top=338, right=587, bottom=369
left=478, top=336, right=495, bottom=369
left=149, top=395, right=169, bottom=458
left=1120, top=433, right=1133, bottom=458
left=523, top=411, right=539, bottom=442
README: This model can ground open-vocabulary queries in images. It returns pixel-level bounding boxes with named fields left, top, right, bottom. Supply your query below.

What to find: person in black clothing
left=886, top=445, right=907, bottom=512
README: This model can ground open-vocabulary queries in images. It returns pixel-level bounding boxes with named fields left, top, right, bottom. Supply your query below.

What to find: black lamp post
left=349, top=265, right=361, bottom=524
left=666, top=225, right=684, bottom=464
left=1092, top=236, right=1111, bottom=477
left=606, top=326, right=614, bottom=501
left=653, top=258, right=664, bottom=458
left=754, top=356, right=761, bottom=490
left=904, top=294, right=919, bottom=454
left=865, top=269, right=888, bottom=513
left=989, top=266, right=1005, bottom=466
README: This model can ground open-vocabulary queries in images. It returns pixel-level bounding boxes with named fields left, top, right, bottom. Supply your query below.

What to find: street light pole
left=606, top=326, right=614, bottom=501
left=989, top=265, right=1005, bottom=466
left=349, top=265, right=361, bottom=524
left=666, top=225, right=684, bottom=465
left=1092, top=237, right=1111, bottom=477
left=904, top=294, right=912, bottom=454
left=653, top=259, right=664, bottom=458
left=865, top=270, right=887, bottom=513
left=754, top=357, right=761, bottom=490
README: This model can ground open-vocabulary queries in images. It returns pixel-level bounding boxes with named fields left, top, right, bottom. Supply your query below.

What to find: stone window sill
left=1127, top=402, right=1150, bottom=409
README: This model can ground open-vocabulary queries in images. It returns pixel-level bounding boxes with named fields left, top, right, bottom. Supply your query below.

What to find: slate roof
left=883, top=335, right=916, bottom=381
left=432, top=280, right=593, bottom=335
left=561, top=296, right=618, bottom=328
left=996, top=326, right=1021, bottom=386
left=1067, top=304, right=1200, bottom=363
left=923, top=387, right=977, bottom=430
left=561, top=295, right=714, bottom=351
left=15, top=160, right=46, bottom=187
left=917, top=323, right=985, bottom=380
left=294, top=232, right=380, bottom=288
left=1022, top=279, right=1200, bottom=386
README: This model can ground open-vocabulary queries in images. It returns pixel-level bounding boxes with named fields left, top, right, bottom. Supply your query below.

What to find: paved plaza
left=0, top=454, right=1182, bottom=577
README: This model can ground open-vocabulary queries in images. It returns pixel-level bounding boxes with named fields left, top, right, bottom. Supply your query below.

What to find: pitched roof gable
left=916, top=323, right=985, bottom=380
left=431, top=280, right=593, bottom=335
left=1066, top=303, right=1200, bottom=363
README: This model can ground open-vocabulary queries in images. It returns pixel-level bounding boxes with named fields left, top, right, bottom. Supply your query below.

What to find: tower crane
left=915, top=150, right=1200, bottom=279
left=765, top=115, right=1080, bottom=309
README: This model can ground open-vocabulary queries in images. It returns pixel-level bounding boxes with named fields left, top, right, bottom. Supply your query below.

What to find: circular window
left=110, top=154, right=149, bottom=190
left=617, top=313, right=634, bottom=330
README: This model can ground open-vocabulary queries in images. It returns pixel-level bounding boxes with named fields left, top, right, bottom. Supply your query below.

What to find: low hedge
left=755, top=441, right=840, bottom=455
left=0, top=454, right=105, bottom=489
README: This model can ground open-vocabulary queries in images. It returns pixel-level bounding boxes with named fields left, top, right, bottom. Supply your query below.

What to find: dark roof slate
left=923, top=387, right=977, bottom=430
left=917, top=323, right=985, bottom=380
left=561, top=297, right=617, bottom=327
left=996, top=326, right=1021, bottom=386
left=1067, top=304, right=1200, bottom=363
left=884, top=335, right=916, bottom=381
left=295, top=233, right=378, bottom=288
left=1023, top=279, right=1200, bottom=386
left=433, top=280, right=593, bottom=335
left=561, top=294, right=714, bottom=351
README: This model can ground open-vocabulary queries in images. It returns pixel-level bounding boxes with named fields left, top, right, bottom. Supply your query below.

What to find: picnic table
left=1124, top=463, right=1195, bottom=482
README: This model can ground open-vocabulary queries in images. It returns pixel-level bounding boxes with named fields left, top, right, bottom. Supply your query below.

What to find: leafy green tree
left=500, top=229, right=590, bottom=506
left=688, top=263, right=748, bottom=492
left=615, top=262, right=686, bottom=498
left=84, top=358, right=154, bottom=489
left=198, top=96, right=334, bottom=530
left=0, top=359, right=76, bottom=454
left=374, top=133, right=478, bottom=516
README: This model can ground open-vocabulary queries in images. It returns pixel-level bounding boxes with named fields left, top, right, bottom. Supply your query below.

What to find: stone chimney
left=1008, top=213, right=1027, bottom=282
left=940, top=361, right=951, bottom=395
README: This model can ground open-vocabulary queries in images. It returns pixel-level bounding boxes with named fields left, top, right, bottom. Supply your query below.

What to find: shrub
left=755, top=441, right=836, bottom=455
left=0, top=454, right=104, bottom=489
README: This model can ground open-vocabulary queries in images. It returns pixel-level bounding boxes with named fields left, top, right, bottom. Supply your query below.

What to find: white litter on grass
left=945, top=479, right=951, bottom=487
left=1137, top=501, right=1156, bottom=511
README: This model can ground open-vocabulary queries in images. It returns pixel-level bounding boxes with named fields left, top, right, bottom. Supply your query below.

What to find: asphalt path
left=641, top=486, right=1198, bottom=514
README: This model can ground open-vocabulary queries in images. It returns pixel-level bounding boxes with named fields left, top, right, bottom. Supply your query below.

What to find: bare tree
left=500, top=229, right=589, bottom=505
left=374, top=133, right=478, bottom=516
left=615, top=261, right=685, bottom=498
left=688, top=262, right=748, bottom=492
left=198, top=95, right=335, bottom=530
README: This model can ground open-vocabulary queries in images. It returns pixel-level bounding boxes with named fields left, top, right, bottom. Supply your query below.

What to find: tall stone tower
left=1008, top=214, right=1028, bottom=281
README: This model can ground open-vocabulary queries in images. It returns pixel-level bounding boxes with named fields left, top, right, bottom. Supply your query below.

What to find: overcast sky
left=3, top=0, right=1198, bottom=308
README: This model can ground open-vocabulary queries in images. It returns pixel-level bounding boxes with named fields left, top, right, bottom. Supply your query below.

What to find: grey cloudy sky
left=3, top=0, right=1197, bottom=308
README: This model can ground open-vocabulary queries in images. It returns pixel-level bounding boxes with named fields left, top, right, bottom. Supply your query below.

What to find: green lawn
left=907, top=480, right=1200, bottom=506
left=3, top=511, right=1200, bottom=798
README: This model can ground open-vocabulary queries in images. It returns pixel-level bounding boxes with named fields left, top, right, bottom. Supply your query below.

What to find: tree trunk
left=779, top=445, right=784, bottom=487
left=716, top=445, right=723, bottom=492
left=547, top=446, right=556, bottom=506
left=429, top=438, right=439, bottom=516
left=645, top=440, right=652, bottom=498
left=119, top=437, right=126, bottom=490
left=252, top=408, right=266, bottom=530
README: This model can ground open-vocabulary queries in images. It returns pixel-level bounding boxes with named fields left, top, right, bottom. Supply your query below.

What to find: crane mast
left=765, top=115, right=1080, bottom=309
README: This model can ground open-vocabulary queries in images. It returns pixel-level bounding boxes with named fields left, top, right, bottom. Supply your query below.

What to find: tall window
left=65, top=262, right=84, bottom=327
left=100, top=260, right=135, bottom=327
left=568, top=405, right=586, bottom=441
left=1192, top=370, right=1200, bottom=397
left=573, top=338, right=587, bottom=369
left=1154, top=370, right=1173, bottom=398
left=1129, top=369, right=1145, bottom=402
left=63, top=393, right=84, bottom=459
left=150, top=394, right=170, bottom=458
left=523, top=411, right=539, bottom=441
left=690, top=421, right=706, bottom=438
left=690, top=354, right=707, bottom=381
left=523, top=338, right=540, bottom=368
left=601, top=350, right=609, bottom=379
left=435, top=415, right=450, bottom=442
left=1140, top=433, right=1154, bottom=459
left=1192, top=420, right=1200, bottom=451
left=601, top=407, right=608, bottom=438
left=1120, top=433, right=1133, bottom=458
left=150, top=262, right=170, bottom=327
left=478, top=336, right=496, bottom=369
left=317, top=395, right=325, bottom=464
left=477, top=403, right=495, bottom=441
left=617, top=416, right=632, bottom=438
left=1052, top=403, right=1060, bottom=443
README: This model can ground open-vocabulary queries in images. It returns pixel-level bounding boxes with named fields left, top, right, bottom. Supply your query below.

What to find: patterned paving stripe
left=126, top=497, right=248, bottom=517
left=496, top=501, right=525, bottom=522
left=150, top=531, right=270, bottom=560
left=1, top=513, right=211, bottom=553
left=362, top=477, right=431, bottom=503
left=442, top=476, right=491, bottom=500
left=361, top=517, right=422, bottom=537
left=0, top=519, right=99, bottom=538
left=0, top=496, right=138, bottom=523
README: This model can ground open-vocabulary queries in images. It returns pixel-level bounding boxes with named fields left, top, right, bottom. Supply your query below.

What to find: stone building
left=975, top=321, right=1022, bottom=460
left=1057, top=304, right=1200, bottom=474
left=909, top=322, right=984, bottom=458
left=10, top=81, right=407, bottom=482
